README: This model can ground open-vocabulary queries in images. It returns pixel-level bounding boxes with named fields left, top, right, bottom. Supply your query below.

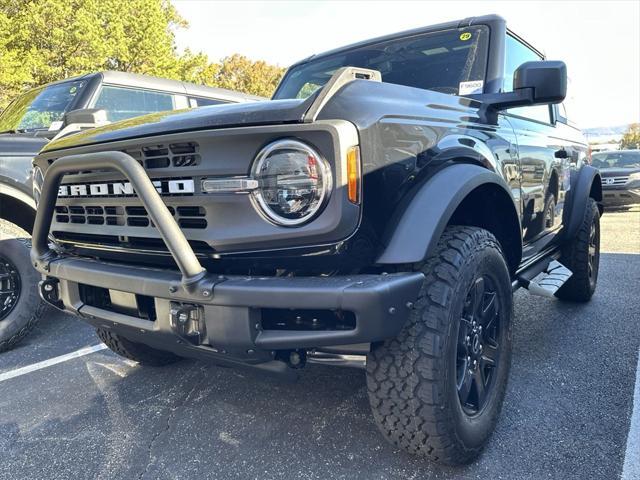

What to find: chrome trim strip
left=201, top=177, right=258, bottom=193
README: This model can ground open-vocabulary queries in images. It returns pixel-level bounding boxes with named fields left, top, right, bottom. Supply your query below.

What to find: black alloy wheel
left=0, top=237, right=45, bottom=352
left=456, top=276, right=501, bottom=415
left=0, top=255, right=21, bottom=321
left=587, top=221, right=599, bottom=283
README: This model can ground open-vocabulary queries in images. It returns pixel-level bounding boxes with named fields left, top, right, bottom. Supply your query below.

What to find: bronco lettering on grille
left=57, top=179, right=195, bottom=197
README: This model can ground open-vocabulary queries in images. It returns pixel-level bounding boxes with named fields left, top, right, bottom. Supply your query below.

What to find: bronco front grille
left=46, top=142, right=201, bottom=169
left=54, top=205, right=207, bottom=229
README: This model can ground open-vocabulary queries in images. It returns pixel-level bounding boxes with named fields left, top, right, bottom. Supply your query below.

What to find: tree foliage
left=215, top=54, right=286, bottom=98
left=620, top=123, right=640, bottom=150
left=0, top=0, right=284, bottom=110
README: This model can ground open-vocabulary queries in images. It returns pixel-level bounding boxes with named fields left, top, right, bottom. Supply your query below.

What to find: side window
left=504, top=35, right=552, bottom=124
left=188, top=97, right=227, bottom=107
left=93, top=85, right=175, bottom=122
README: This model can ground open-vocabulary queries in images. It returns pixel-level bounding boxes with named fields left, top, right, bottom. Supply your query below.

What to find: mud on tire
left=366, top=226, right=513, bottom=465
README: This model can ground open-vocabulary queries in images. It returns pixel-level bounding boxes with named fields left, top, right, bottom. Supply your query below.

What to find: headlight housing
left=628, top=172, right=640, bottom=182
left=32, top=166, right=44, bottom=207
left=251, top=139, right=332, bottom=226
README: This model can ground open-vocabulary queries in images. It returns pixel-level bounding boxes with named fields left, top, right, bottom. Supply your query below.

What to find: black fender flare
left=562, top=165, right=602, bottom=240
left=0, top=183, right=36, bottom=234
left=376, top=163, right=521, bottom=267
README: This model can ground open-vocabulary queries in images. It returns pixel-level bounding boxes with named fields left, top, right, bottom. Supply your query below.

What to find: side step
left=518, top=260, right=573, bottom=298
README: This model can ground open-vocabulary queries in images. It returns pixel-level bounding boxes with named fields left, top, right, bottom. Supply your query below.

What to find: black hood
left=41, top=79, right=482, bottom=158
left=0, top=133, right=49, bottom=157
left=42, top=97, right=315, bottom=154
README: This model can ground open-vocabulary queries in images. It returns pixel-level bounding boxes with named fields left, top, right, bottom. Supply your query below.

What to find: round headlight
left=251, top=139, right=332, bottom=226
left=32, top=166, right=44, bottom=207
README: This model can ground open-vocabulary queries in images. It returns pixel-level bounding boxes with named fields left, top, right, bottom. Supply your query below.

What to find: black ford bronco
left=0, top=71, right=260, bottom=351
left=30, top=15, right=602, bottom=464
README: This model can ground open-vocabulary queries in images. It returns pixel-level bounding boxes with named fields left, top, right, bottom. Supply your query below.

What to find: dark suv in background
left=592, top=150, right=640, bottom=208
left=0, top=71, right=262, bottom=352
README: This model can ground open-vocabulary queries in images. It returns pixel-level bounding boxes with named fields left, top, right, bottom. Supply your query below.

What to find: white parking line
left=0, top=344, right=107, bottom=383
left=622, top=348, right=640, bottom=480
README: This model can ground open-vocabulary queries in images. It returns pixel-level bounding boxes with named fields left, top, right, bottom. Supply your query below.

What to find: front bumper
left=31, top=151, right=423, bottom=369
left=38, top=257, right=422, bottom=363
left=602, top=186, right=640, bottom=208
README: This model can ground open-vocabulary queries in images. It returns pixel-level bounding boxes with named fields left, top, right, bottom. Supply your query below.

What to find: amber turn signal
left=347, top=146, right=361, bottom=204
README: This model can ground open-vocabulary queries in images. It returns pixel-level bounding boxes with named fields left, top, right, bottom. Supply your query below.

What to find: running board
left=518, top=260, right=573, bottom=298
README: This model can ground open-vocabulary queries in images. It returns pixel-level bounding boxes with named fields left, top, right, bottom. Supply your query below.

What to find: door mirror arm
left=470, top=60, right=567, bottom=124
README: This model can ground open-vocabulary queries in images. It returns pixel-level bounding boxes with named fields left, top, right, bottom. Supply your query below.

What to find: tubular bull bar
left=32, top=151, right=207, bottom=289
left=31, top=151, right=423, bottom=372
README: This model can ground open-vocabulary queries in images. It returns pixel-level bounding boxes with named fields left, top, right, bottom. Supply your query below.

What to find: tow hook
left=39, top=278, right=63, bottom=309
left=169, top=303, right=205, bottom=345
left=276, top=349, right=307, bottom=369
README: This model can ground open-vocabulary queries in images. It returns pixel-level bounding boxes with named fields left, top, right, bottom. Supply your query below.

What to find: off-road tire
left=366, top=226, right=513, bottom=465
left=96, top=328, right=181, bottom=366
left=555, top=197, right=600, bottom=302
left=0, top=238, right=45, bottom=353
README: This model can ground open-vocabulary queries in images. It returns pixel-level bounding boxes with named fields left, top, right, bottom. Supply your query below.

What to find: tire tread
left=555, top=197, right=599, bottom=302
left=366, top=226, right=511, bottom=465
left=0, top=238, right=45, bottom=353
left=96, top=328, right=181, bottom=366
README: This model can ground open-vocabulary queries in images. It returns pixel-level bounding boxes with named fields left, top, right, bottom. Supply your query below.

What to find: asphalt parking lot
left=1, top=206, right=639, bottom=480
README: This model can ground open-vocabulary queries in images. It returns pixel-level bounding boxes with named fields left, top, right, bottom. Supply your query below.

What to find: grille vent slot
left=55, top=204, right=207, bottom=229
left=122, top=142, right=200, bottom=169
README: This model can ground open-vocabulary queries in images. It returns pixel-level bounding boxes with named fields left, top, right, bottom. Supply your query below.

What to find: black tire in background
left=366, top=226, right=513, bottom=465
left=556, top=197, right=600, bottom=302
left=96, top=328, right=182, bottom=366
left=0, top=238, right=45, bottom=352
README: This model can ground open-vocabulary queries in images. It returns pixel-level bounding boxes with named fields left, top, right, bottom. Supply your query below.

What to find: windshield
left=592, top=151, right=640, bottom=169
left=274, top=26, right=489, bottom=100
left=0, top=80, right=87, bottom=133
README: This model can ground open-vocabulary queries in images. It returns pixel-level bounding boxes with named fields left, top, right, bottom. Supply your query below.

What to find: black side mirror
left=62, top=108, right=108, bottom=127
left=473, top=60, right=567, bottom=123
left=513, top=61, right=567, bottom=104
left=51, top=109, right=109, bottom=141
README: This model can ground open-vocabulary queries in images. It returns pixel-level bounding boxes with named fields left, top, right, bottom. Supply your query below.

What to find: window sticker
left=459, top=32, right=472, bottom=41
left=48, top=121, right=63, bottom=131
left=458, top=80, right=484, bottom=95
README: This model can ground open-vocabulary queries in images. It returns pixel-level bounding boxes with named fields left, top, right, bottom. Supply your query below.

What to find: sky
left=172, top=0, right=640, bottom=129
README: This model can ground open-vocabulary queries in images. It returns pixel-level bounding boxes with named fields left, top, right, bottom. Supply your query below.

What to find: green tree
left=0, top=0, right=284, bottom=111
left=620, top=123, right=640, bottom=150
left=0, top=0, right=186, bottom=109
left=214, top=54, right=285, bottom=98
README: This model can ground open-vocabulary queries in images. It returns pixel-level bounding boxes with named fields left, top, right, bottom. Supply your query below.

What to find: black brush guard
left=31, top=151, right=423, bottom=371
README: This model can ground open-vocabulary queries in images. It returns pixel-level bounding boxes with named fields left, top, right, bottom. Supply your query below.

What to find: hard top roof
left=28, top=71, right=264, bottom=102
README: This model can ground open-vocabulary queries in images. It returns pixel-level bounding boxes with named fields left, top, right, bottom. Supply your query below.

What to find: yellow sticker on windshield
left=459, top=32, right=472, bottom=41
